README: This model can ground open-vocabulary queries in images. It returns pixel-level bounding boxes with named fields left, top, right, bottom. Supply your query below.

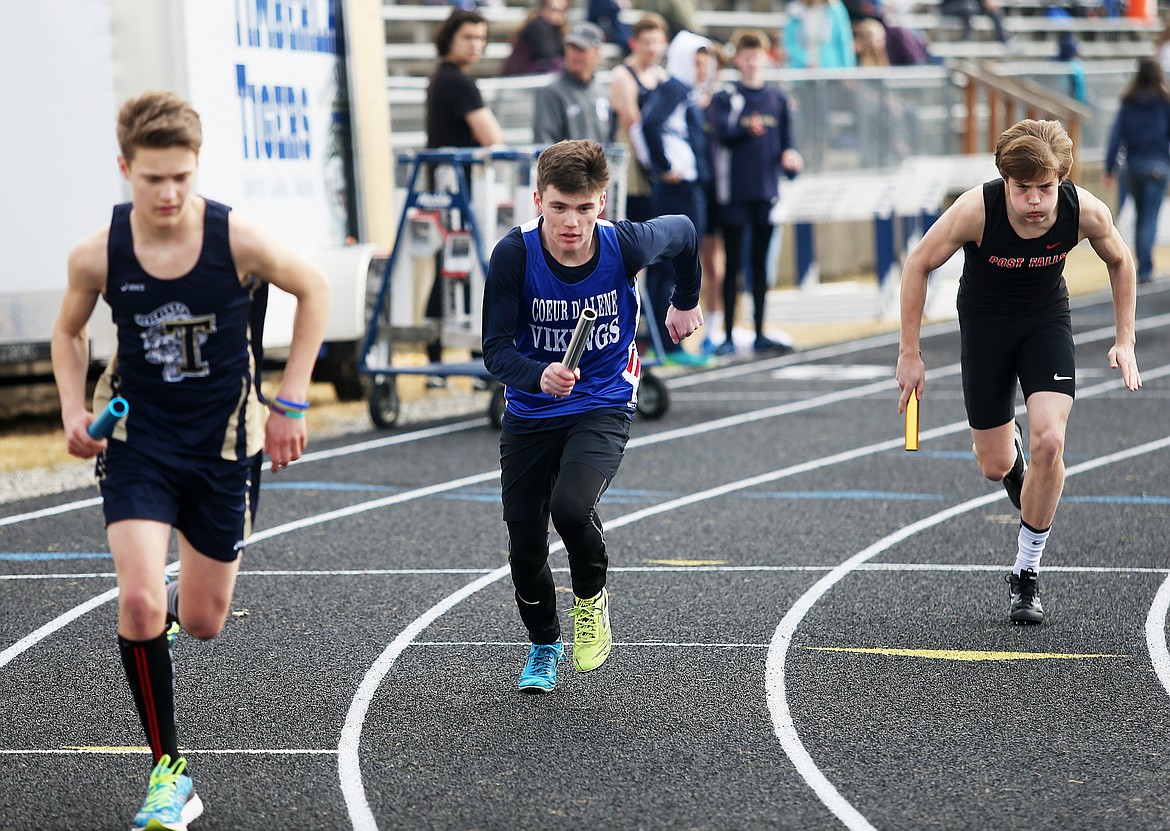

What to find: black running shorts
left=98, top=441, right=262, bottom=562
left=959, top=301, right=1076, bottom=431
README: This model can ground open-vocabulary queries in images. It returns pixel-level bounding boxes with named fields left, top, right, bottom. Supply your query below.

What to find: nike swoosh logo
left=1054, top=373, right=1073, bottom=381
left=1046, top=242, right=1062, bottom=250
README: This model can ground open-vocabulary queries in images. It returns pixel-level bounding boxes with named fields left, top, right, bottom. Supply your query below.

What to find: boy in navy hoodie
left=707, top=29, right=802, bottom=355
left=640, top=30, right=713, bottom=366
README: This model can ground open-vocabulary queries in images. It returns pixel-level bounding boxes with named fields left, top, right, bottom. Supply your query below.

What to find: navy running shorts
left=98, top=441, right=262, bottom=562
left=959, top=301, right=1075, bottom=431
left=499, top=411, right=631, bottom=523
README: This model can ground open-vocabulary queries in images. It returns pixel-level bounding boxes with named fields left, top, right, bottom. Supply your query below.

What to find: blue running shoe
left=517, top=642, right=564, bottom=693
left=662, top=350, right=713, bottom=369
left=132, top=754, right=203, bottom=830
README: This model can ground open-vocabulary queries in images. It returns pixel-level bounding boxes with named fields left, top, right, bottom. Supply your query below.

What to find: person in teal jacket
left=783, top=0, right=856, bottom=69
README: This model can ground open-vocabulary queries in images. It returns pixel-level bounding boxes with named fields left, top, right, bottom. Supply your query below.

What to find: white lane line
left=0, top=748, right=337, bottom=756
left=1145, top=576, right=1170, bottom=699
left=9, top=562, right=1170, bottom=583
left=0, top=587, right=120, bottom=670
left=293, top=419, right=485, bottom=465
left=765, top=433, right=1170, bottom=831
left=0, top=497, right=102, bottom=529
left=339, top=565, right=510, bottom=831
left=409, top=641, right=771, bottom=648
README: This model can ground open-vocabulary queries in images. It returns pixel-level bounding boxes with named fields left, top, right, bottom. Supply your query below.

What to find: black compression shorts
left=958, top=301, right=1076, bottom=430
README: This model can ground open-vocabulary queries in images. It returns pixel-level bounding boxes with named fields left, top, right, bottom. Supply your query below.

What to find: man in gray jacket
left=534, top=21, right=612, bottom=145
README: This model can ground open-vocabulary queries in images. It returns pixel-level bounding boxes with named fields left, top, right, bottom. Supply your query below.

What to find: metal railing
left=388, top=61, right=1136, bottom=175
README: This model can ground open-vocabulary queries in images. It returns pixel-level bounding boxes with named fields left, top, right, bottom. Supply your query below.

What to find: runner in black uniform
left=51, top=91, right=330, bottom=829
left=896, top=119, right=1141, bottom=624
left=482, top=139, right=703, bottom=692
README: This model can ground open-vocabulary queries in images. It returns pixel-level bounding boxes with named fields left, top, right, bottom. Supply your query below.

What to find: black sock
left=118, top=629, right=180, bottom=765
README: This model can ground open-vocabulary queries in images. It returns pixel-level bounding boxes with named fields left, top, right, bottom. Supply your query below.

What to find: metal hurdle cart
left=357, top=146, right=669, bottom=429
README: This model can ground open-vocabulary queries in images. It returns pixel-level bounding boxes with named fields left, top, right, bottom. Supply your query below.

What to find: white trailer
left=0, top=0, right=384, bottom=399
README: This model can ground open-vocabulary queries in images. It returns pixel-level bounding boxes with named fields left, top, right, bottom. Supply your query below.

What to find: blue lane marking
left=262, top=481, right=401, bottom=493
left=0, top=553, right=112, bottom=562
left=230, top=477, right=1170, bottom=505
left=745, top=490, right=950, bottom=501
left=1064, top=495, right=1170, bottom=505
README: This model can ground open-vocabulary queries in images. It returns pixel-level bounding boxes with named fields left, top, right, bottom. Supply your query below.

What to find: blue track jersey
left=505, top=218, right=642, bottom=419
left=95, top=199, right=266, bottom=461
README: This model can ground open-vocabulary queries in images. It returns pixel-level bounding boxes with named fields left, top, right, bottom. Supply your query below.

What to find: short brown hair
left=536, top=140, right=610, bottom=196
left=632, top=13, right=668, bottom=38
left=732, top=29, right=770, bottom=52
left=116, top=91, right=202, bottom=161
left=995, top=119, right=1074, bottom=183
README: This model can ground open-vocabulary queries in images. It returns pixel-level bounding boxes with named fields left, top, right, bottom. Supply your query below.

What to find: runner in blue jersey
left=482, top=139, right=703, bottom=692
left=51, top=91, right=330, bottom=829
left=896, top=119, right=1141, bottom=626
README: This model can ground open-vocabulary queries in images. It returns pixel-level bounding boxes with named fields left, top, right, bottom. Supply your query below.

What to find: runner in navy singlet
left=51, top=91, right=330, bottom=828
left=896, top=119, right=1141, bottom=625
left=482, top=139, right=703, bottom=692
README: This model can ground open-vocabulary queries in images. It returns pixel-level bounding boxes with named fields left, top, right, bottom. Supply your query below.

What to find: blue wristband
left=274, top=396, right=309, bottom=411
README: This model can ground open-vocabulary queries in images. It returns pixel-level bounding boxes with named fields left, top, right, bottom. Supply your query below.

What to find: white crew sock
left=1013, top=523, right=1049, bottom=575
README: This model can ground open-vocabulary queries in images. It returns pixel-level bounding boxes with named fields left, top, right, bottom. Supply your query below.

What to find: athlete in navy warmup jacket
left=481, top=139, right=702, bottom=693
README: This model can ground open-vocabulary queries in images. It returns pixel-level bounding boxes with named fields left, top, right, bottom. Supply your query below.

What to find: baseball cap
left=565, top=21, right=604, bottom=50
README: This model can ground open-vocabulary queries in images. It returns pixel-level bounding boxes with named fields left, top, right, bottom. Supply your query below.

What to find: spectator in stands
left=854, top=17, right=890, bottom=65
left=589, top=0, right=634, bottom=55
left=610, top=13, right=669, bottom=222
left=1104, top=58, right=1170, bottom=284
left=872, top=0, right=933, bottom=65
left=425, top=9, right=503, bottom=384
left=898, top=118, right=1141, bottom=626
left=534, top=22, right=613, bottom=144
left=1054, top=32, right=1087, bottom=104
left=940, top=0, right=1016, bottom=49
left=502, top=0, right=568, bottom=76
left=641, top=30, right=714, bottom=366
left=784, top=0, right=857, bottom=69
left=707, top=29, right=802, bottom=356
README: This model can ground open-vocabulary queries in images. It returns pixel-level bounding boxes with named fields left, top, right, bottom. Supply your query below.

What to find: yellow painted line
left=802, top=646, right=1126, bottom=662
left=644, top=558, right=728, bottom=566
left=62, top=745, right=151, bottom=753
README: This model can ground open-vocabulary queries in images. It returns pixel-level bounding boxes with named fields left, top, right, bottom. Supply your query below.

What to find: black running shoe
left=1003, top=422, right=1027, bottom=510
left=1006, top=568, right=1044, bottom=624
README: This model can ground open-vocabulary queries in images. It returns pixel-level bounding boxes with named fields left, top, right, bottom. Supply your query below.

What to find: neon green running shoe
left=165, top=621, right=181, bottom=648
left=132, top=754, right=203, bottom=830
left=569, top=588, right=612, bottom=672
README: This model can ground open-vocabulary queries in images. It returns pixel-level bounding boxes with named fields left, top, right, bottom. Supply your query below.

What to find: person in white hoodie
left=640, top=30, right=713, bottom=366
